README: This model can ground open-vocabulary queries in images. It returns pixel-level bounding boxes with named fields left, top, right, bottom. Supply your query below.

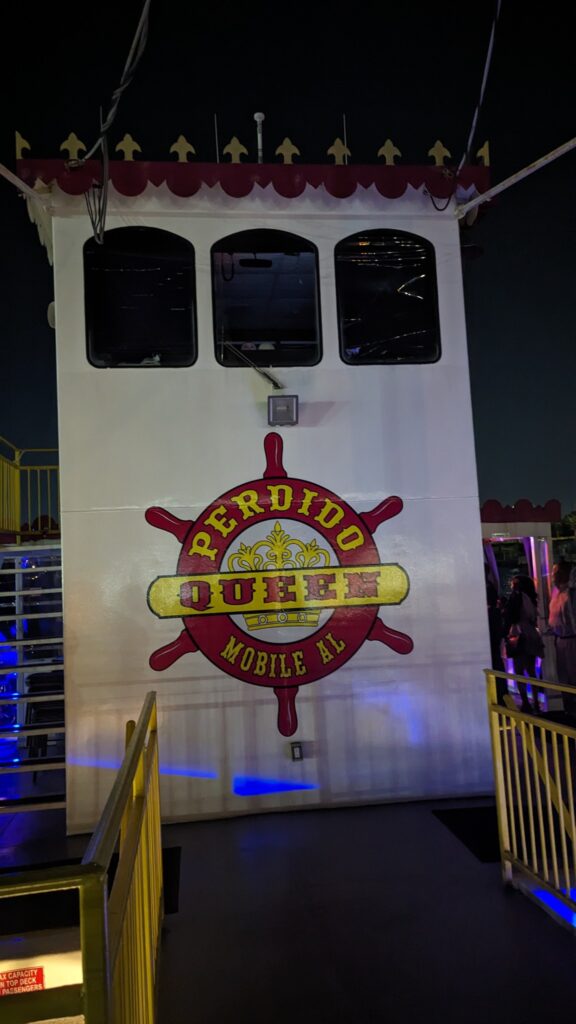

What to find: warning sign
left=0, top=966, right=45, bottom=996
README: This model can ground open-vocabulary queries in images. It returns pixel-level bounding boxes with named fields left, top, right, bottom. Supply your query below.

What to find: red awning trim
left=16, top=160, right=489, bottom=201
left=481, top=499, right=562, bottom=524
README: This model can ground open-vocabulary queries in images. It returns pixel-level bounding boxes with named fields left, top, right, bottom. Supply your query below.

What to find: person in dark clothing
left=505, top=574, right=543, bottom=713
left=487, top=582, right=507, bottom=703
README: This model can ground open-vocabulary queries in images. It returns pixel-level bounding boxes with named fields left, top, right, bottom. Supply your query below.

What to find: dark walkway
left=3, top=799, right=576, bottom=1022
left=159, top=799, right=576, bottom=1024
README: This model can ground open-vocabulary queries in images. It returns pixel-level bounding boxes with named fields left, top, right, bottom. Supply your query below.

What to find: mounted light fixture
left=268, top=395, right=298, bottom=426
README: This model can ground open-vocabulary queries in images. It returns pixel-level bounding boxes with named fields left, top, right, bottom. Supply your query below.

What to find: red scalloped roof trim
left=16, top=160, right=489, bottom=200
left=481, top=499, right=562, bottom=523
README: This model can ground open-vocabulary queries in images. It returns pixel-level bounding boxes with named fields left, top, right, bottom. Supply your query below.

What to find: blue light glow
left=0, top=663, right=19, bottom=731
left=0, top=738, right=18, bottom=760
left=532, top=889, right=576, bottom=928
left=0, top=646, right=17, bottom=667
left=160, top=766, right=217, bottom=779
left=233, top=775, right=318, bottom=797
left=68, top=754, right=217, bottom=779
left=0, top=737, right=20, bottom=796
left=68, top=755, right=122, bottom=771
left=360, top=691, right=425, bottom=745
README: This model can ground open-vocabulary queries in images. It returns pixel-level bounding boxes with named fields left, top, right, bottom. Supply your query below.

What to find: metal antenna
left=342, top=113, right=349, bottom=165
left=254, top=112, right=265, bottom=164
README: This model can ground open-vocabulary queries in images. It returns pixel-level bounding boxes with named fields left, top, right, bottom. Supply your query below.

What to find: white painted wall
left=52, top=183, right=492, bottom=832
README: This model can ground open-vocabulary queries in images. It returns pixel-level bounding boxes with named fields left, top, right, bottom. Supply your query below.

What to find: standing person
left=487, top=582, right=506, bottom=703
left=548, top=561, right=576, bottom=715
left=505, top=574, right=543, bottom=713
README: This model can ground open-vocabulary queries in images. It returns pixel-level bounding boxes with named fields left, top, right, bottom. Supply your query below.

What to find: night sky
left=1, top=3, right=574, bottom=510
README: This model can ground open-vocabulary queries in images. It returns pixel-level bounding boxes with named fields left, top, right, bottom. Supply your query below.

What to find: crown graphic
left=227, top=522, right=331, bottom=631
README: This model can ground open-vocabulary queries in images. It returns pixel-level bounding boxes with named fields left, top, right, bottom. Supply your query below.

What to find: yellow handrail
left=85, top=696, right=156, bottom=868
left=0, top=434, right=59, bottom=458
left=0, top=691, right=163, bottom=1023
left=0, top=455, right=20, bottom=534
left=0, top=435, right=60, bottom=538
left=487, top=669, right=576, bottom=928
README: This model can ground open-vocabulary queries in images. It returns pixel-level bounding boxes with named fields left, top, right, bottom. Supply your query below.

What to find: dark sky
left=1, top=2, right=575, bottom=509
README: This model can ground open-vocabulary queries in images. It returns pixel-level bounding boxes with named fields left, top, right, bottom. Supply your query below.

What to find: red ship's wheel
left=147, top=433, right=413, bottom=735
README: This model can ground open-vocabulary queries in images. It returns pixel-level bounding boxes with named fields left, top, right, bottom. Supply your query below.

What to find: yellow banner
left=148, top=564, right=409, bottom=618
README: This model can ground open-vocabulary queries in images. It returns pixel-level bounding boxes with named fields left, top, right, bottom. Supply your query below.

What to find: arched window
left=212, top=229, right=322, bottom=367
left=84, top=227, right=196, bottom=367
left=335, top=230, right=440, bottom=364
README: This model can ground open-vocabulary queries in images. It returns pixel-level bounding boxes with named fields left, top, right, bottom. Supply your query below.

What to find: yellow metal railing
left=487, top=669, right=576, bottom=928
left=0, top=434, right=59, bottom=538
left=0, top=450, right=20, bottom=533
left=0, top=691, right=163, bottom=1023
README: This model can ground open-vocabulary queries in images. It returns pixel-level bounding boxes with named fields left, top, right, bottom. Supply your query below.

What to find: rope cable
left=72, top=0, right=152, bottom=242
left=457, top=0, right=502, bottom=173
left=426, top=0, right=502, bottom=212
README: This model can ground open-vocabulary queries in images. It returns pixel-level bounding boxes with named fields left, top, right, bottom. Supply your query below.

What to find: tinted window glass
left=335, top=230, right=440, bottom=364
left=212, top=229, right=322, bottom=367
left=84, top=227, right=196, bottom=367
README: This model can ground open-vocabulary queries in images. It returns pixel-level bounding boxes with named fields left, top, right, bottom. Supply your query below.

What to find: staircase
left=0, top=543, right=65, bottom=812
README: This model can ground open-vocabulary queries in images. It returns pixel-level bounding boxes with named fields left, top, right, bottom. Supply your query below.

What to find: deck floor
left=3, top=798, right=576, bottom=1023
left=158, top=799, right=576, bottom=1024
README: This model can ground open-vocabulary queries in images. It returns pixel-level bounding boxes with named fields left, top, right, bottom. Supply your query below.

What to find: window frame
left=334, top=228, right=441, bottom=367
left=211, top=228, right=323, bottom=369
left=84, top=225, right=198, bottom=369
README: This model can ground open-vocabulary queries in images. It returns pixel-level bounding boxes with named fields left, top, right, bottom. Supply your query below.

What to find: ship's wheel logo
left=146, top=433, right=413, bottom=736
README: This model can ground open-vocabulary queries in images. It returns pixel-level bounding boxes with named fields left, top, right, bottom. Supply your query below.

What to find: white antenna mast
left=254, top=112, right=265, bottom=164
left=342, top=113, right=349, bottom=166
